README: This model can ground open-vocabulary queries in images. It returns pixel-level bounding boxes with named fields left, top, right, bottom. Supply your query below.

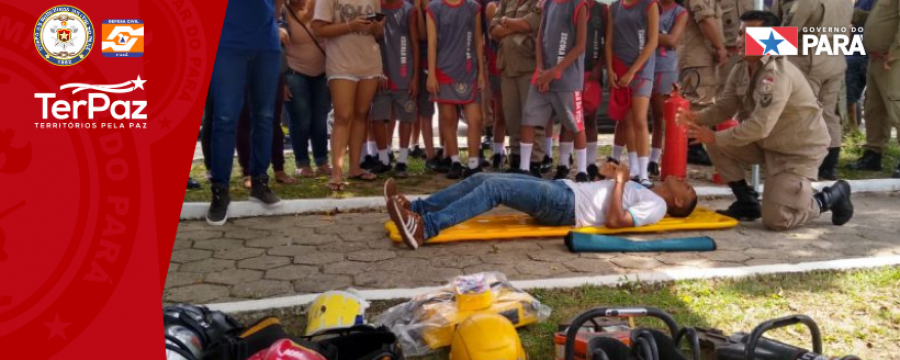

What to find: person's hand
left=409, top=75, right=419, bottom=99
left=685, top=121, right=716, bottom=145
left=715, top=46, right=729, bottom=66
left=279, top=28, right=290, bottom=47
left=599, top=161, right=618, bottom=179
left=500, top=16, right=508, bottom=27
left=478, top=73, right=486, bottom=92
left=536, top=68, right=556, bottom=93
left=884, top=53, right=897, bottom=70
left=675, top=107, right=699, bottom=126
left=284, top=84, right=293, bottom=102
left=348, top=18, right=372, bottom=32
left=614, top=164, right=631, bottom=184
left=608, top=69, right=619, bottom=89
left=379, top=75, right=390, bottom=91
left=427, top=73, right=439, bottom=96
left=616, top=70, right=634, bottom=89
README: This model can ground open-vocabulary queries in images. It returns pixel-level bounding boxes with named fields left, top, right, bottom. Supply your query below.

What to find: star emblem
left=158, top=117, right=171, bottom=129
left=132, top=75, right=146, bottom=90
left=43, top=313, right=71, bottom=341
left=759, top=31, right=784, bottom=55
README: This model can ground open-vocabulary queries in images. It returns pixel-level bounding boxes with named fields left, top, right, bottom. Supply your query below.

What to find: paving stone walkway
left=165, top=193, right=900, bottom=305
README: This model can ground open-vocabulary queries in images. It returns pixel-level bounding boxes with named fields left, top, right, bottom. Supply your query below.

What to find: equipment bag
left=562, top=307, right=701, bottom=360
left=307, top=325, right=404, bottom=360
left=164, top=304, right=244, bottom=360
left=203, top=316, right=337, bottom=360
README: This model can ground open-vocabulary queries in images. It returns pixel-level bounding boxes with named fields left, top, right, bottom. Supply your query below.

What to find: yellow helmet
left=305, top=291, right=369, bottom=336
left=450, top=313, right=526, bottom=360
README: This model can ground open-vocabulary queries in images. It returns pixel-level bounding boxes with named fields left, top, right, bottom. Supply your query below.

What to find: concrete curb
left=205, top=255, right=900, bottom=313
left=180, top=178, right=900, bottom=220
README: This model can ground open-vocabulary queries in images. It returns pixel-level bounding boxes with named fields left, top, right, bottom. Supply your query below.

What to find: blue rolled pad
left=564, top=232, right=717, bottom=253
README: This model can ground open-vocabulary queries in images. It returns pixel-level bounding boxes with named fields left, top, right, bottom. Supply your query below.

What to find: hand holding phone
left=365, top=12, right=386, bottom=22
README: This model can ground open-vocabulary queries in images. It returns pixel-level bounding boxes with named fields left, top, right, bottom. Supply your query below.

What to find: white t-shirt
left=563, top=180, right=668, bottom=228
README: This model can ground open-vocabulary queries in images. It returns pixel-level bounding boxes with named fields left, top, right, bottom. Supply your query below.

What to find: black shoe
left=447, top=162, right=464, bottom=179
left=587, top=164, right=602, bottom=180
left=505, top=154, right=521, bottom=173
left=394, top=163, right=409, bottom=178
left=817, top=147, right=840, bottom=181
left=815, top=180, right=853, bottom=226
left=491, top=153, right=507, bottom=169
left=648, top=162, right=660, bottom=177
left=846, top=149, right=882, bottom=171
left=478, top=149, right=490, bottom=168
left=462, top=166, right=483, bottom=178
left=370, top=161, right=392, bottom=174
left=541, top=155, right=553, bottom=173
left=206, top=183, right=231, bottom=226
left=553, top=166, right=570, bottom=180
left=249, top=175, right=282, bottom=208
left=361, top=155, right=376, bottom=170
left=388, top=151, right=395, bottom=164
left=507, top=168, right=529, bottom=175
left=575, top=172, right=589, bottom=183
left=894, top=163, right=900, bottom=179
left=410, top=146, right=426, bottom=159
left=481, top=135, right=492, bottom=150
left=687, top=144, right=712, bottom=166
left=188, top=177, right=201, bottom=190
left=435, top=157, right=452, bottom=173
left=716, top=180, right=761, bottom=221
left=529, top=162, right=543, bottom=178
left=425, top=156, right=440, bottom=170
left=436, top=147, right=444, bottom=159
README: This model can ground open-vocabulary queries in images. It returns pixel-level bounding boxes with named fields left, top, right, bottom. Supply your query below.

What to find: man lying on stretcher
left=384, top=162, right=699, bottom=249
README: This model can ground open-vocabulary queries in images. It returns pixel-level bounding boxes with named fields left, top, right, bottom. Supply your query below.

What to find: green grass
left=838, top=130, right=900, bottom=180
left=231, top=267, right=900, bottom=359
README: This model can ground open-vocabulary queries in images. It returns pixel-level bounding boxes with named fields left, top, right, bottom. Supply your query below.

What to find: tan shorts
left=679, top=66, right=718, bottom=106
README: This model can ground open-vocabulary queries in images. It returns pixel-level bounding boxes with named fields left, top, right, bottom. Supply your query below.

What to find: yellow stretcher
left=386, top=207, right=738, bottom=243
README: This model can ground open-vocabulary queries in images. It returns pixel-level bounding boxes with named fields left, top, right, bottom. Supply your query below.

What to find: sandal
left=295, top=167, right=315, bottom=179
left=348, top=172, right=378, bottom=181
left=242, top=176, right=252, bottom=189
left=315, top=165, right=333, bottom=177
left=327, top=181, right=347, bottom=191
left=275, top=171, right=297, bottom=184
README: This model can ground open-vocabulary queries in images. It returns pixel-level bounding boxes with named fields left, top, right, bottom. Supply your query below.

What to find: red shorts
left=583, top=73, right=602, bottom=114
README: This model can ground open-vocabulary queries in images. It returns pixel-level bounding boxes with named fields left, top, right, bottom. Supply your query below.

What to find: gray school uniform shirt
left=539, top=0, right=586, bottom=92
left=610, top=0, right=657, bottom=80
left=655, top=3, right=686, bottom=73
left=380, top=0, right=417, bottom=90
left=427, top=0, right=480, bottom=85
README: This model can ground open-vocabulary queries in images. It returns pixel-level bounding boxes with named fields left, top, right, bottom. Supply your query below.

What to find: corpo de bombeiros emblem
left=34, top=5, right=94, bottom=66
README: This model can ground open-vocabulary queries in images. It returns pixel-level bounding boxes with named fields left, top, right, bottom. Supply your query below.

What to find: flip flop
left=348, top=172, right=378, bottom=181
left=327, top=181, right=347, bottom=191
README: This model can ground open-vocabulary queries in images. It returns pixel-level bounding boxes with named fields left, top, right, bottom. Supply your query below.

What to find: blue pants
left=845, top=56, right=868, bottom=104
left=285, top=71, right=331, bottom=168
left=210, top=48, right=281, bottom=185
left=411, top=173, right=576, bottom=239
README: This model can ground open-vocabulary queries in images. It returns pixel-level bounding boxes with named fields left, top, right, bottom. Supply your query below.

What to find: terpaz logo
left=745, top=26, right=866, bottom=56
left=101, top=19, right=144, bottom=57
left=745, top=27, right=799, bottom=56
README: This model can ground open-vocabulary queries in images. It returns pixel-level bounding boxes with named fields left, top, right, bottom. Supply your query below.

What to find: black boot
left=893, top=162, right=900, bottom=179
left=815, top=180, right=853, bottom=226
left=188, top=177, right=201, bottom=190
left=717, top=180, right=761, bottom=221
left=206, top=183, right=231, bottom=226
left=845, top=149, right=882, bottom=171
left=249, top=174, right=282, bottom=208
left=818, top=147, right=840, bottom=180
left=687, top=144, right=712, bottom=165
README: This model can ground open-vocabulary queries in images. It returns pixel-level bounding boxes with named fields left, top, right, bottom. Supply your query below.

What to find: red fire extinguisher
left=711, top=118, right=740, bottom=184
left=661, top=85, right=689, bottom=180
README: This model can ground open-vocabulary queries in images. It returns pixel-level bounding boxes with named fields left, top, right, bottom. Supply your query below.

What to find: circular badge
left=455, top=82, right=468, bottom=94
left=404, top=100, right=416, bottom=113
left=33, top=5, right=94, bottom=67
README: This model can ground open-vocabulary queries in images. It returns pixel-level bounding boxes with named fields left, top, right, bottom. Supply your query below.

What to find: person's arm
left=410, top=9, right=421, bottom=98
left=688, top=0, right=726, bottom=64
left=311, top=0, right=373, bottom=37
left=476, top=12, right=487, bottom=89
left=659, top=10, right=688, bottom=48
left=426, top=13, right=439, bottom=95
left=781, top=0, right=815, bottom=28
left=501, top=17, right=533, bottom=33
left=605, top=166, right=636, bottom=229
left=624, top=3, right=659, bottom=81
left=416, top=0, right=428, bottom=41
left=537, top=4, right=588, bottom=90
left=372, top=19, right=385, bottom=39
left=605, top=5, right=617, bottom=88
left=486, top=2, right=500, bottom=40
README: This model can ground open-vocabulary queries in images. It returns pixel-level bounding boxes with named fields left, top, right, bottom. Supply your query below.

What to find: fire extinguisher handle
left=745, top=315, right=823, bottom=360
left=563, top=307, right=681, bottom=360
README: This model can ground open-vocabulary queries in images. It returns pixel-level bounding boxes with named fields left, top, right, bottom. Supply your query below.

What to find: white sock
left=451, top=155, right=460, bottom=163
left=586, top=142, right=598, bottom=167
left=493, top=142, right=506, bottom=155
left=650, top=148, right=662, bottom=163
left=398, top=148, right=409, bottom=164
left=629, top=152, right=639, bottom=177
left=378, top=149, right=390, bottom=165
left=544, top=137, right=554, bottom=157
left=467, top=157, right=479, bottom=169
left=613, top=145, right=625, bottom=162
left=520, top=143, right=533, bottom=171
left=367, top=141, right=378, bottom=156
left=639, top=157, right=650, bottom=180
left=575, top=148, right=587, bottom=173
left=559, top=142, right=574, bottom=168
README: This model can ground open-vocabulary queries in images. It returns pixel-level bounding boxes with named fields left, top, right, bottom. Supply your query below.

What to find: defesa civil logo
left=745, top=27, right=866, bottom=56
left=102, top=19, right=144, bottom=57
left=34, top=5, right=94, bottom=66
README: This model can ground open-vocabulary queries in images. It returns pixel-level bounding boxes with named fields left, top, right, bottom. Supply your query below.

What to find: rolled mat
left=564, top=232, right=717, bottom=253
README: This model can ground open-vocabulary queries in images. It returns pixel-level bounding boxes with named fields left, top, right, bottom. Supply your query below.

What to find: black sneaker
left=361, top=155, right=376, bottom=170
left=188, top=177, right=201, bottom=190
left=462, top=166, right=483, bottom=178
left=388, top=151, right=395, bottom=164
left=575, top=172, right=589, bottom=183
left=206, top=183, right=231, bottom=226
left=587, top=164, right=601, bottom=181
left=553, top=166, right=570, bottom=180
left=478, top=149, right=490, bottom=168
left=370, top=161, right=392, bottom=174
left=541, top=155, right=553, bottom=173
left=394, top=163, right=409, bottom=178
left=529, top=162, right=543, bottom=178
left=425, top=156, right=441, bottom=171
left=447, top=162, right=464, bottom=179
left=435, top=157, right=452, bottom=173
left=491, top=153, right=507, bottom=169
left=410, top=146, right=426, bottom=159
left=249, top=175, right=282, bottom=208
left=648, top=162, right=660, bottom=177
left=846, top=149, right=882, bottom=171
left=505, top=154, right=521, bottom=173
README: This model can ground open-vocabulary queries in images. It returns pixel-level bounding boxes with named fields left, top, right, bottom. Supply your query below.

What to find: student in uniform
left=648, top=0, right=687, bottom=176
left=606, top=0, right=659, bottom=187
left=517, top=0, right=590, bottom=181
left=371, top=0, right=421, bottom=178
left=426, top=0, right=487, bottom=180
left=582, top=0, right=607, bottom=180
left=485, top=0, right=508, bottom=169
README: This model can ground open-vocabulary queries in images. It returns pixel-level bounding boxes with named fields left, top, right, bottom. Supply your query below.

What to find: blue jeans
left=285, top=71, right=331, bottom=167
left=411, top=173, right=576, bottom=239
left=210, top=48, right=281, bottom=185
left=845, top=56, right=868, bottom=104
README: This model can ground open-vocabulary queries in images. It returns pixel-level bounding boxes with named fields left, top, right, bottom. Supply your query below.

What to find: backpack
left=164, top=304, right=244, bottom=360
